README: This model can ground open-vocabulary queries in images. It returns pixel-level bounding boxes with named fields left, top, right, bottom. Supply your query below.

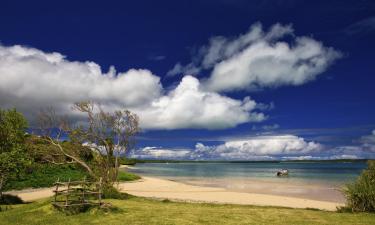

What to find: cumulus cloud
left=0, top=44, right=265, bottom=130
left=0, top=44, right=162, bottom=115
left=168, top=23, right=341, bottom=92
left=194, top=135, right=322, bottom=159
left=134, top=76, right=265, bottom=129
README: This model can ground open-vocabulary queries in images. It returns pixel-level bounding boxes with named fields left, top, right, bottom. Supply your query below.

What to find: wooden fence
left=52, top=177, right=103, bottom=209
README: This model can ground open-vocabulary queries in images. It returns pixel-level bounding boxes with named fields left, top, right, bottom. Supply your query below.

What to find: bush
left=4, top=164, right=87, bottom=191
left=117, top=171, right=140, bottom=182
left=343, top=160, right=375, bottom=212
left=102, top=186, right=131, bottom=200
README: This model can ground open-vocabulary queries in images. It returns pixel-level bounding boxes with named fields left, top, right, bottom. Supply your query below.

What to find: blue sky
left=0, top=0, right=375, bottom=160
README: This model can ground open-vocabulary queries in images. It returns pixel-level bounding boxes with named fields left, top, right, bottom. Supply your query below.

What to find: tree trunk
left=0, top=176, right=4, bottom=202
left=114, top=156, right=119, bottom=183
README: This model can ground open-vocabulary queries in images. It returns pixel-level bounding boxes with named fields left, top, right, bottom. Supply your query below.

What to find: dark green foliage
left=25, top=135, right=94, bottom=165
left=0, top=108, right=31, bottom=200
left=4, top=164, right=87, bottom=191
left=344, top=160, right=375, bottom=212
left=119, top=157, right=138, bottom=165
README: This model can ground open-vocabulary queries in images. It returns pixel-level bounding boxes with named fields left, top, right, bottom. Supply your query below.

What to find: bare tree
left=37, top=101, right=140, bottom=186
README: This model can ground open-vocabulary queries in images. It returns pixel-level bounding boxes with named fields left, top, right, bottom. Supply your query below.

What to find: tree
left=0, top=109, right=30, bottom=201
left=37, top=101, right=140, bottom=187
left=344, top=160, right=375, bottom=212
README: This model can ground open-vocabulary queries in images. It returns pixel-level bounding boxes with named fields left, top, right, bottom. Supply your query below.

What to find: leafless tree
left=37, top=101, right=140, bottom=186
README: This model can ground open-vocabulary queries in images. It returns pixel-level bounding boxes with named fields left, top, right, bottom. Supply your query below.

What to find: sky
left=0, top=0, right=375, bottom=160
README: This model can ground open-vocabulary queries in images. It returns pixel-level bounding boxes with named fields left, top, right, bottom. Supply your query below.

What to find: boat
left=276, top=169, right=289, bottom=176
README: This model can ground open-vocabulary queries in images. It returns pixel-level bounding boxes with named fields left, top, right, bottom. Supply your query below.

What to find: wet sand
left=175, top=177, right=345, bottom=203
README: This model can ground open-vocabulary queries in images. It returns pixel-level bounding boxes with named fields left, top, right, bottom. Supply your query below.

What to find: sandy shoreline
left=118, top=176, right=343, bottom=211
left=5, top=175, right=344, bottom=211
left=175, top=177, right=345, bottom=203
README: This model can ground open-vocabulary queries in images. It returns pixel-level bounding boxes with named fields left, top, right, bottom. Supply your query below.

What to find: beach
left=6, top=174, right=343, bottom=211
left=118, top=176, right=343, bottom=211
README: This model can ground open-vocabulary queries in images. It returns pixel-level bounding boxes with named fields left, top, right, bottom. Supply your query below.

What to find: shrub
left=343, top=160, right=375, bottom=212
left=117, top=171, right=140, bottom=182
left=4, top=164, right=87, bottom=191
left=102, top=186, right=132, bottom=200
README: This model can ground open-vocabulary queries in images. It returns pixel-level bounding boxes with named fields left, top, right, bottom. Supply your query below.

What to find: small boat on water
left=276, top=169, right=289, bottom=177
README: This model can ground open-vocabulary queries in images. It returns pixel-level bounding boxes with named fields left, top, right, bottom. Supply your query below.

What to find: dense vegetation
left=1, top=197, right=375, bottom=225
left=0, top=109, right=31, bottom=200
left=4, top=164, right=87, bottom=191
left=343, top=160, right=375, bottom=212
left=0, top=107, right=140, bottom=195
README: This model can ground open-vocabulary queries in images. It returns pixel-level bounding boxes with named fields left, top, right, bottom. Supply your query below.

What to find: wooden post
left=66, top=178, right=71, bottom=206
left=54, top=178, right=59, bottom=204
left=82, top=177, right=86, bottom=204
left=98, top=177, right=102, bottom=206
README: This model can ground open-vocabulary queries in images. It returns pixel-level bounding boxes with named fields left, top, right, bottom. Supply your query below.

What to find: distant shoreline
left=122, top=158, right=370, bottom=164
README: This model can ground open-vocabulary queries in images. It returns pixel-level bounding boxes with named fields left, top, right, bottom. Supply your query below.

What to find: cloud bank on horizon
left=130, top=130, right=375, bottom=160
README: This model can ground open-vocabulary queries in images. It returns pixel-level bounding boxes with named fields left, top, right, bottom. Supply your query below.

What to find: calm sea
left=129, top=161, right=367, bottom=185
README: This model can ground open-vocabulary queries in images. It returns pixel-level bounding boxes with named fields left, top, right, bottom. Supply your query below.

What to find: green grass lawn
left=1, top=197, right=374, bottom=225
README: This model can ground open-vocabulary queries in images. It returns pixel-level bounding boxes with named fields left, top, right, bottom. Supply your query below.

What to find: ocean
left=126, top=161, right=368, bottom=202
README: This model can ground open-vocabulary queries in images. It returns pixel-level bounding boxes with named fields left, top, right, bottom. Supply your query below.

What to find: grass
left=117, top=171, right=141, bottom=182
left=1, top=197, right=375, bottom=225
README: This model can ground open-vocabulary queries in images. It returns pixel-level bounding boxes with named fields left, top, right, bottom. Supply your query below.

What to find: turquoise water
left=130, top=161, right=367, bottom=184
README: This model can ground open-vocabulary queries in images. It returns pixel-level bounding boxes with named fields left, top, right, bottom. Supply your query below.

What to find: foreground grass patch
left=1, top=197, right=375, bottom=225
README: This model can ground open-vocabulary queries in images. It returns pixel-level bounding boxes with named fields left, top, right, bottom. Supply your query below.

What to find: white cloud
left=261, top=124, right=280, bottom=130
left=281, top=154, right=359, bottom=161
left=167, top=62, right=200, bottom=77
left=194, top=135, right=322, bottom=159
left=129, top=147, right=191, bottom=159
left=129, top=135, right=323, bottom=160
left=360, top=129, right=375, bottom=145
left=168, top=23, right=341, bottom=92
left=0, top=44, right=162, bottom=115
left=134, top=76, right=265, bottom=129
left=0, top=44, right=265, bottom=130
left=324, top=130, right=375, bottom=158
left=129, top=131, right=375, bottom=160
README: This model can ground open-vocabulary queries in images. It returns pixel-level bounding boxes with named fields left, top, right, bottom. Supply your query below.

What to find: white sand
left=118, top=176, right=343, bottom=211
left=6, top=176, right=344, bottom=211
left=5, top=187, right=55, bottom=202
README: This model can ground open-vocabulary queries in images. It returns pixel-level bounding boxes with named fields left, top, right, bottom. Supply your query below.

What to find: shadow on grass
left=0, top=194, right=28, bottom=212
left=1, top=194, right=24, bottom=205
